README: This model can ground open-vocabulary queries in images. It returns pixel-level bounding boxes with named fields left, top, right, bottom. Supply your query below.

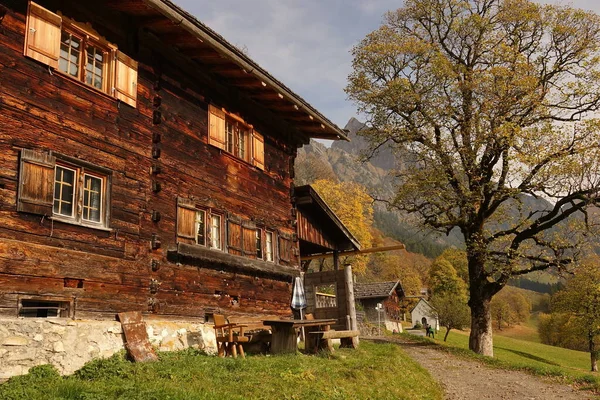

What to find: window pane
left=85, top=46, right=104, bottom=90
left=196, top=211, right=206, bottom=245
left=59, top=32, right=80, bottom=78
left=82, top=174, right=102, bottom=222
left=266, top=232, right=273, bottom=262
left=238, top=128, right=247, bottom=160
left=211, top=215, right=221, bottom=249
left=256, top=229, right=262, bottom=259
left=53, top=166, right=75, bottom=217
left=226, top=120, right=234, bottom=153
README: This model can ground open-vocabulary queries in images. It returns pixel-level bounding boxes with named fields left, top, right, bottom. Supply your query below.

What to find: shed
left=354, top=281, right=405, bottom=333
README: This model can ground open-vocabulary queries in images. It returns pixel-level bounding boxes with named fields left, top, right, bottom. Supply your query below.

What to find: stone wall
left=0, top=317, right=217, bottom=380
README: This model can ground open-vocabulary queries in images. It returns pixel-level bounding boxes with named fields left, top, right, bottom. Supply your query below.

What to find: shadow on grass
left=495, top=347, right=560, bottom=366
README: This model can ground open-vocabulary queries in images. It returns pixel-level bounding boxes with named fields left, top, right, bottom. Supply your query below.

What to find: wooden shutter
left=278, top=235, right=292, bottom=263
left=176, top=199, right=196, bottom=245
left=24, top=2, right=62, bottom=69
left=227, top=217, right=242, bottom=256
left=114, top=51, right=138, bottom=108
left=242, top=224, right=257, bottom=259
left=252, top=130, right=265, bottom=170
left=17, top=149, right=56, bottom=215
left=208, top=105, right=226, bottom=150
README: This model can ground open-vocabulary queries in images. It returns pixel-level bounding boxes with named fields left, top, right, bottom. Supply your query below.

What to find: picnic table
left=263, top=318, right=337, bottom=354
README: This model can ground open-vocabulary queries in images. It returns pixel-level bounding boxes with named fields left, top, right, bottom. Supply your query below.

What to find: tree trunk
left=589, top=335, right=598, bottom=372
left=466, top=238, right=499, bottom=357
left=469, top=290, right=494, bottom=357
left=444, top=327, right=451, bottom=342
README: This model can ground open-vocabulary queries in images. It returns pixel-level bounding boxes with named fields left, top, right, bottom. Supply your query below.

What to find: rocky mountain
left=331, top=117, right=397, bottom=171
left=296, top=119, right=463, bottom=258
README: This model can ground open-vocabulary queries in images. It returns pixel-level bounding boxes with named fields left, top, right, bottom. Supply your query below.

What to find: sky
left=175, top=1, right=600, bottom=131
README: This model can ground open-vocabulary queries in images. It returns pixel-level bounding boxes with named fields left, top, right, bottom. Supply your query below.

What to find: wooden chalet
left=354, top=281, right=405, bottom=332
left=0, top=0, right=348, bottom=322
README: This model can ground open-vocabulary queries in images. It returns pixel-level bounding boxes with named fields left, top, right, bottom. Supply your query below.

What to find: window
left=53, top=165, right=76, bottom=218
left=18, top=298, right=71, bottom=318
left=18, top=149, right=110, bottom=228
left=58, top=27, right=108, bottom=92
left=208, top=105, right=265, bottom=169
left=315, top=284, right=337, bottom=308
left=225, top=119, right=250, bottom=161
left=24, top=2, right=138, bottom=107
left=210, top=214, right=222, bottom=250
left=265, top=231, right=274, bottom=262
left=176, top=198, right=223, bottom=251
left=52, top=163, right=107, bottom=226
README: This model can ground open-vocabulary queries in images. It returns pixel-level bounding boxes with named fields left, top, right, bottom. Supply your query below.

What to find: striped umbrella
left=291, top=276, right=307, bottom=340
left=291, top=276, right=307, bottom=312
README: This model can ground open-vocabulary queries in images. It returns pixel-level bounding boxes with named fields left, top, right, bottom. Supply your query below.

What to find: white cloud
left=174, top=0, right=600, bottom=129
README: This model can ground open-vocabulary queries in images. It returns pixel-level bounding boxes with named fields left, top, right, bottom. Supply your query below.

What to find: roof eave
left=142, top=0, right=349, bottom=142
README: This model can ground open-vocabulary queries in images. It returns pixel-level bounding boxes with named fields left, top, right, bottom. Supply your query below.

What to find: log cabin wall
left=0, top=0, right=303, bottom=322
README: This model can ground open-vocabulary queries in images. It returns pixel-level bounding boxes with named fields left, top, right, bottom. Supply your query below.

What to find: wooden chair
left=213, top=314, right=250, bottom=358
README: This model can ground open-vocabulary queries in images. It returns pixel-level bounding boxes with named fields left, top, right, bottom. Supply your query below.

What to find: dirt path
left=366, top=337, right=598, bottom=400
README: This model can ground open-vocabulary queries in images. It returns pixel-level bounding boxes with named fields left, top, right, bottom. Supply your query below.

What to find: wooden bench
left=307, top=330, right=360, bottom=353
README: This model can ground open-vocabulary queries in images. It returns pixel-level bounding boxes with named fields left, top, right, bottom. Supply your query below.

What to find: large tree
left=347, top=0, right=600, bottom=356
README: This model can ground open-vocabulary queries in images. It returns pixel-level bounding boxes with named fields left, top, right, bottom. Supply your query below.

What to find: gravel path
left=366, top=337, right=598, bottom=400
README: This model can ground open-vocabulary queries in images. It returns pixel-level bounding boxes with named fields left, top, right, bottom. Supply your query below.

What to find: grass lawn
left=492, top=315, right=541, bottom=343
left=0, top=341, right=443, bottom=400
left=427, top=328, right=599, bottom=392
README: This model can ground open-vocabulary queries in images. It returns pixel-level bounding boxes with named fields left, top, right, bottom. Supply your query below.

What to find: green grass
left=491, top=315, right=541, bottom=343
left=413, top=328, right=599, bottom=393
left=0, top=342, right=443, bottom=400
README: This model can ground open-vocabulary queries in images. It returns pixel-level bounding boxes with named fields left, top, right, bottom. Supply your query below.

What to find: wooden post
left=342, top=264, right=359, bottom=348
left=333, top=250, right=339, bottom=270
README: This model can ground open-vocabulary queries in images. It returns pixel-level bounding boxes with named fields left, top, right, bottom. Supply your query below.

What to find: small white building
left=410, top=298, right=439, bottom=331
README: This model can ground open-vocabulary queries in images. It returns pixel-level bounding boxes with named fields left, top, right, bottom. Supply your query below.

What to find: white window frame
left=52, top=162, right=108, bottom=228
left=265, top=231, right=274, bottom=262
left=195, top=209, right=207, bottom=246
left=53, top=164, right=77, bottom=219
left=210, top=214, right=222, bottom=250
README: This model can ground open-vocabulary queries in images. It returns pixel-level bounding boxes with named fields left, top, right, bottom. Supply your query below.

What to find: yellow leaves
left=311, top=179, right=374, bottom=275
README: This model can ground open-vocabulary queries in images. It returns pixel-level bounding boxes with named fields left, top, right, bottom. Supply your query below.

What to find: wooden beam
left=169, top=243, right=300, bottom=279
left=300, top=245, right=406, bottom=261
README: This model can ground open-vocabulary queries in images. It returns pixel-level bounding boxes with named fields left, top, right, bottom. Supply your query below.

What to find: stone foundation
left=0, top=317, right=217, bottom=380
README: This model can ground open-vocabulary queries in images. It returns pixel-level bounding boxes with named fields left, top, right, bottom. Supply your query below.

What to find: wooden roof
left=104, top=0, right=348, bottom=142
left=354, top=281, right=404, bottom=300
left=295, top=185, right=361, bottom=255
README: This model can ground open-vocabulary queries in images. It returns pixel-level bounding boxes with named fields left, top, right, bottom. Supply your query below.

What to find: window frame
left=52, top=160, right=110, bottom=229
left=18, top=296, right=73, bottom=319
left=56, top=17, right=115, bottom=96
left=255, top=228, right=263, bottom=260
left=265, top=230, right=275, bottom=263
left=195, top=209, right=207, bottom=246
left=210, top=213, right=223, bottom=250
left=53, top=164, right=77, bottom=219
left=208, top=105, right=265, bottom=169
left=176, top=198, right=224, bottom=252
